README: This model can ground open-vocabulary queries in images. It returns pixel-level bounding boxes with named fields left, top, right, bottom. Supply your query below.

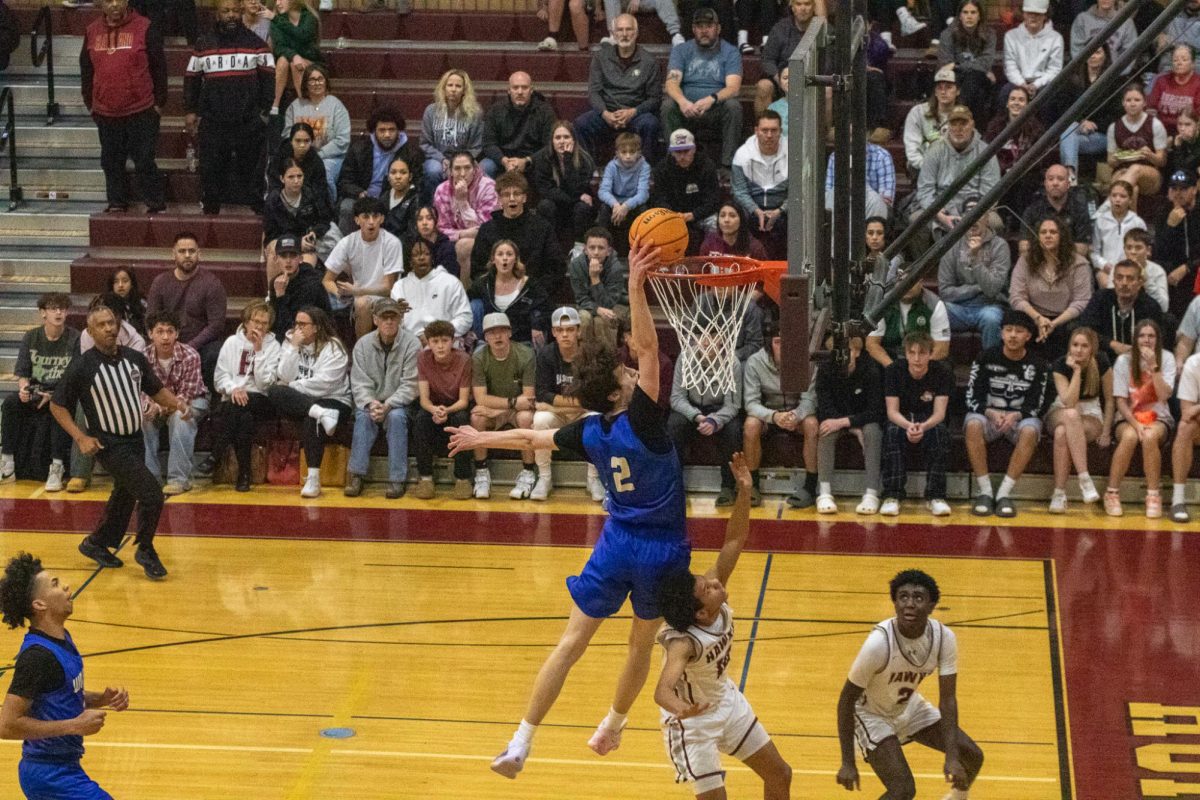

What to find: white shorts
left=854, top=693, right=941, bottom=759
left=661, top=688, right=771, bottom=795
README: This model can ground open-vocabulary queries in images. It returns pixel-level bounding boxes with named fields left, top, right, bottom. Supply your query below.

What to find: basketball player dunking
left=835, top=570, right=985, bottom=800
left=448, top=242, right=692, bottom=778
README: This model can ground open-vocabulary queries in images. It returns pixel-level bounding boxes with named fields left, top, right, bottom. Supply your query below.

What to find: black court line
left=69, top=535, right=131, bottom=601
left=738, top=553, right=772, bottom=694
left=771, top=588, right=1046, bottom=600
left=69, top=618, right=231, bottom=637
left=361, top=563, right=514, bottom=571
left=1044, top=560, right=1074, bottom=800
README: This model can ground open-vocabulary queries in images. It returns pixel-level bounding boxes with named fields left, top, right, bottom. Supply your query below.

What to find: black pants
left=198, top=117, right=266, bottom=213
left=267, top=385, right=351, bottom=467
left=209, top=393, right=275, bottom=477
left=667, top=410, right=742, bottom=488
left=866, top=70, right=889, bottom=132
left=537, top=198, right=594, bottom=246
left=955, top=68, right=993, bottom=130
left=95, top=108, right=165, bottom=209
left=413, top=407, right=473, bottom=478
left=90, top=436, right=164, bottom=549
left=198, top=339, right=222, bottom=394
left=882, top=421, right=949, bottom=500
left=1, top=395, right=72, bottom=463
left=598, top=202, right=648, bottom=258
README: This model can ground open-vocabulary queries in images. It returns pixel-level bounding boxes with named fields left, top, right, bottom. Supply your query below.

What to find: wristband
left=509, top=396, right=517, bottom=410
left=709, top=92, right=719, bottom=103
left=704, top=415, right=719, bottom=430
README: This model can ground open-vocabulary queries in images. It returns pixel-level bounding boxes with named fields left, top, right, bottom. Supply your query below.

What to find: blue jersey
left=18, top=631, right=85, bottom=762
left=580, top=407, right=686, bottom=542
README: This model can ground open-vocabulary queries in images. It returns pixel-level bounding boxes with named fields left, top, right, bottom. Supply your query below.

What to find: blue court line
left=738, top=552, right=773, bottom=694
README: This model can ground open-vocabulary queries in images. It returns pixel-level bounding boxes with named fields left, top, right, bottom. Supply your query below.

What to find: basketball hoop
left=646, top=256, right=786, bottom=397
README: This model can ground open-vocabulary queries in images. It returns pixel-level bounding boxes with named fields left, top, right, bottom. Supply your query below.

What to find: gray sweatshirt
left=937, top=226, right=1012, bottom=307
left=742, top=348, right=812, bottom=422
left=914, top=132, right=1000, bottom=221
left=420, top=103, right=484, bottom=163
left=670, top=358, right=742, bottom=429
left=568, top=251, right=628, bottom=313
left=350, top=328, right=420, bottom=409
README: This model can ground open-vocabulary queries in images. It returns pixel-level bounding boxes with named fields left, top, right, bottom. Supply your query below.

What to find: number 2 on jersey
left=610, top=456, right=635, bottom=493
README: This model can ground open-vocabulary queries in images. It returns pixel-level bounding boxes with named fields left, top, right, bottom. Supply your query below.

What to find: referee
left=50, top=304, right=190, bottom=580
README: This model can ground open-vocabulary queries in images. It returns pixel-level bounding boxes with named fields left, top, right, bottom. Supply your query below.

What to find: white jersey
left=657, top=603, right=736, bottom=707
left=847, top=618, right=957, bottom=718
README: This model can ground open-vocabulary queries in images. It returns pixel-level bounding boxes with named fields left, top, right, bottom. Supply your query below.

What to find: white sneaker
left=599, top=35, right=614, bottom=45
left=671, top=33, right=685, bottom=46
left=1048, top=488, right=1068, bottom=514
left=0, top=455, right=14, bottom=483
left=881, top=30, right=896, bottom=51
left=45, top=462, right=65, bottom=492
left=928, top=498, right=952, bottom=516
left=1079, top=476, right=1100, bottom=504
left=587, top=722, right=624, bottom=755
left=510, top=468, right=537, bottom=499
left=856, top=493, right=880, bottom=515
left=490, top=741, right=528, bottom=779
left=816, top=493, right=838, bottom=514
left=880, top=498, right=901, bottom=516
left=530, top=473, right=552, bottom=500
left=300, top=474, right=321, bottom=498
left=318, top=409, right=340, bottom=436
left=896, top=6, right=927, bottom=35
left=586, top=469, right=606, bottom=502
left=318, top=0, right=332, bottom=9
left=537, top=35, right=557, bottom=51
left=473, top=468, right=491, bottom=499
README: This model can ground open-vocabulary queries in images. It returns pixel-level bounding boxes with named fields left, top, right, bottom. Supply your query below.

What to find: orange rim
left=648, top=258, right=787, bottom=304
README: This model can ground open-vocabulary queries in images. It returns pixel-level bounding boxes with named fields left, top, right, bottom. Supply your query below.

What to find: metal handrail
left=30, top=5, right=59, bottom=125
left=0, top=88, right=24, bottom=211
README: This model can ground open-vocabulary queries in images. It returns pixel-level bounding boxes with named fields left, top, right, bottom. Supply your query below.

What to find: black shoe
left=145, top=203, right=167, bottom=215
left=79, top=537, right=123, bottom=568
left=715, top=486, right=736, bottom=506
left=344, top=474, right=364, bottom=497
left=235, top=473, right=251, bottom=492
left=135, top=546, right=168, bottom=580
left=103, top=203, right=128, bottom=213
left=195, top=455, right=217, bottom=478
left=786, top=487, right=815, bottom=509
left=201, top=204, right=220, bottom=216
left=386, top=481, right=406, bottom=499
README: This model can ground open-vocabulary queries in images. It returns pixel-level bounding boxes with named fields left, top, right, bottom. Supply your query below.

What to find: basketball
left=629, top=208, right=689, bottom=263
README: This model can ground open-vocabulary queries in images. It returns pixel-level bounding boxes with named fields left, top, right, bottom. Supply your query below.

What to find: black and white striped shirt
left=52, top=347, right=163, bottom=444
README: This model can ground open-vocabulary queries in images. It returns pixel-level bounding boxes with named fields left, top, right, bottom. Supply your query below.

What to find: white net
left=649, top=263, right=758, bottom=398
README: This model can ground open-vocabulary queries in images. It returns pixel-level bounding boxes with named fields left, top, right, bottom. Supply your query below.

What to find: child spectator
left=346, top=299, right=419, bottom=499
left=1044, top=326, right=1113, bottom=513
left=814, top=332, right=883, bottom=515
left=880, top=331, right=954, bottom=517
left=108, top=267, right=147, bottom=337
left=1122, top=229, right=1170, bottom=313
left=1108, top=85, right=1168, bottom=210
left=1106, top=319, right=1175, bottom=518
left=1090, top=180, right=1146, bottom=289
left=963, top=309, right=1050, bottom=517
left=412, top=320, right=475, bottom=501
left=567, top=227, right=628, bottom=345
left=597, top=132, right=650, bottom=257
left=469, top=312, right=537, bottom=500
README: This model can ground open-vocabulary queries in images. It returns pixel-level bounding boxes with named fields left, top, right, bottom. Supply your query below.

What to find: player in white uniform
left=653, top=453, right=792, bottom=799
left=835, top=570, right=984, bottom=800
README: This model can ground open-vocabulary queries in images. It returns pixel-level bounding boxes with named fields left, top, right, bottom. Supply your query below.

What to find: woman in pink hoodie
left=433, top=151, right=498, bottom=278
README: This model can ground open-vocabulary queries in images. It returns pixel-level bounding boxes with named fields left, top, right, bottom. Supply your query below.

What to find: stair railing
left=0, top=88, right=23, bottom=211
left=30, top=4, right=60, bottom=125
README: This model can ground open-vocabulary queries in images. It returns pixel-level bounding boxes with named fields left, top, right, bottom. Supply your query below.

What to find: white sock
left=737, top=28, right=748, bottom=45
left=996, top=475, right=1016, bottom=500
left=946, top=789, right=969, bottom=800
left=819, top=481, right=832, bottom=496
left=308, top=404, right=325, bottom=421
left=975, top=475, right=992, bottom=497
left=863, top=488, right=878, bottom=497
left=269, top=105, right=279, bottom=115
left=1174, top=483, right=1188, bottom=506
left=601, top=707, right=628, bottom=731
left=51, top=458, right=63, bottom=467
left=307, top=467, right=320, bottom=481
left=512, top=719, right=538, bottom=748
left=1078, top=472, right=1092, bottom=486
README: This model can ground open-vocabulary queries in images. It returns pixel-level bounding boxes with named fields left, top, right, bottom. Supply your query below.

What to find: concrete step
left=0, top=274, right=71, bottom=295
left=0, top=207, right=94, bottom=248
left=0, top=251, right=76, bottom=279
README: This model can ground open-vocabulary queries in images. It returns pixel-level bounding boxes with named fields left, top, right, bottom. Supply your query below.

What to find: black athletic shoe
left=195, top=454, right=217, bottom=478
left=79, top=537, right=123, bottom=568
left=135, top=547, right=168, bottom=580
left=386, top=481, right=406, bottom=499
left=145, top=202, right=167, bottom=215
left=235, top=474, right=251, bottom=492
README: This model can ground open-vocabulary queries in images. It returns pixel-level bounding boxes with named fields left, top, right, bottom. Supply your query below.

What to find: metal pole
left=2, top=89, right=22, bottom=211
left=882, top=0, right=1156, bottom=262
left=849, top=1, right=867, bottom=301
left=45, top=6, right=58, bottom=125
left=831, top=0, right=853, bottom=328
left=864, top=0, right=1188, bottom=326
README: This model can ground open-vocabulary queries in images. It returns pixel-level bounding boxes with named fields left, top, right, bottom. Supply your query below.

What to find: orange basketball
left=629, top=208, right=689, bottom=263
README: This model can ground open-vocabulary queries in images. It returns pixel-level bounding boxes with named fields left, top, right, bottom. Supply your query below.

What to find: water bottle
left=186, top=141, right=197, bottom=173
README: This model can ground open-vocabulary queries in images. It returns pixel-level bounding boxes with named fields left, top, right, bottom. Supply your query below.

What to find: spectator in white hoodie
left=268, top=305, right=353, bottom=499
left=390, top=238, right=472, bottom=343
left=203, top=300, right=281, bottom=492
left=1091, top=179, right=1146, bottom=288
left=731, top=109, right=788, bottom=258
left=1001, top=0, right=1063, bottom=122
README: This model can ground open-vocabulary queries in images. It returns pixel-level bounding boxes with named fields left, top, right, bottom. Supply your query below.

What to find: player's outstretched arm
left=835, top=680, right=864, bottom=791
left=446, top=425, right=559, bottom=456
left=626, top=241, right=662, bottom=403
left=653, top=639, right=711, bottom=720
left=708, top=453, right=752, bottom=586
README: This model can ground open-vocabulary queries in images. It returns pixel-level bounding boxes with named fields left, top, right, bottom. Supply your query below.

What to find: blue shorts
left=566, top=524, right=691, bottom=620
left=19, top=759, right=111, bottom=800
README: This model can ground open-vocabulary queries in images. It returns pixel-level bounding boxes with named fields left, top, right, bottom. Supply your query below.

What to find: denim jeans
left=1059, top=125, right=1108, bottom=170
left=349, top=405, right=410, bottom=481
left=574, top=109, right=662, bottom=163
left=143, top=398, right=209, bottom=486
left=945, top=301, right=1004, bottom=351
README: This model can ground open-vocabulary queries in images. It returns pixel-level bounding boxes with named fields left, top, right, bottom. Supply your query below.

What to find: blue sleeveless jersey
left=581, top=411, right=686, bottom=542
left=18, top=631, right=85, bottom=762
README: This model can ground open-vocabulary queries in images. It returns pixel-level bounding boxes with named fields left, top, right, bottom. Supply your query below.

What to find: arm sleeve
left=937, top=250, right=978, bottom=304
left=350, top=339, right=375, bottom=408
left=13, top=330, right=32, bottom=380
left=1008, top=257, right=1034, bottom=315
left=713, top=362, right=743, bottom=428
left=597, top=162, right=617, bottom=206
left=385, top=342, right=420, bottom=408
left=322, top=101, right=352, bottom=160
left=669, top=359, right=700, bottom=419
left=183, top=49, right=203, bottom=114
left=731, top=165, right=756, bottom=215
left=743, top=356, right=775, bottom=423
left=80, top=40, right=94, bottom=110
left=1019, top=361, right=1049, bottom=418
left=51, top=356, right=86, bottom=411
left=552, top=417, right=587, bottom=459
left=627, top=385, right=673, bottom=453
left=1066, top=261, right=1093, bottom=318
left=849, top=362, right=884, bottom=428
left=1034, top=34, right=1063, bottom=87
left=7, top=646, right=64, bottom=699
left=938, top=624, right=959, bottom=675
left=481, top=107, right=504, bottom=166
left=846, top=628, right=890, bottom=687
left=131, top=351, right=163, bottom=397
left=534, top=347, right=558, bottom=405
left=976, top=28, right=996, bottom=73
left=420, top=105, right=442, bottom=162
left=1003, top=33, right=1023, bottom=86
left=902, top=107, right=925, bottom=172
left=636, top=58, right=663, bottom=117
left=193, top=279, right=228, bottom=350
left=629, top=161, right=651, bottom=209
left=588, top=53, right=607, bottom=114
left=964, top=356, right=986, bottom=414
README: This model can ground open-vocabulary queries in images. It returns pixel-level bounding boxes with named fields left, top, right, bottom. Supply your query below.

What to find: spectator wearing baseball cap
left=1157, top=167, right=1200, bottom=316
left=1000, top=0, right=1063, bottom=124
left=346, top=297, right=420, bottom=500
left=269, top=233, right=331, bottom=342
left=650, top=129, right=721, bottom=255
left=937, top=0, right=998, bottom=127
left=902, top=64, right=960, bottom=180
left=469, top=311, right=537, bottom=500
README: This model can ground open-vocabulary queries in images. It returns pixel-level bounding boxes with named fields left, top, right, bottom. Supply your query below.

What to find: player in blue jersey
left=0, top=553, right=130, bottom=799
left=448, top=241, right=690, bottom=778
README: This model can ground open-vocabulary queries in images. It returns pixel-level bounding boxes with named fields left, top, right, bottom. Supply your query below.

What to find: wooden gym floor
left=0, top=482, right=1197, bottom=799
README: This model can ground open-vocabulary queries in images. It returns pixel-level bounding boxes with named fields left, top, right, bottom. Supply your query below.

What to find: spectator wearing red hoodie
left=80, top=0, right=168, bottom=214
